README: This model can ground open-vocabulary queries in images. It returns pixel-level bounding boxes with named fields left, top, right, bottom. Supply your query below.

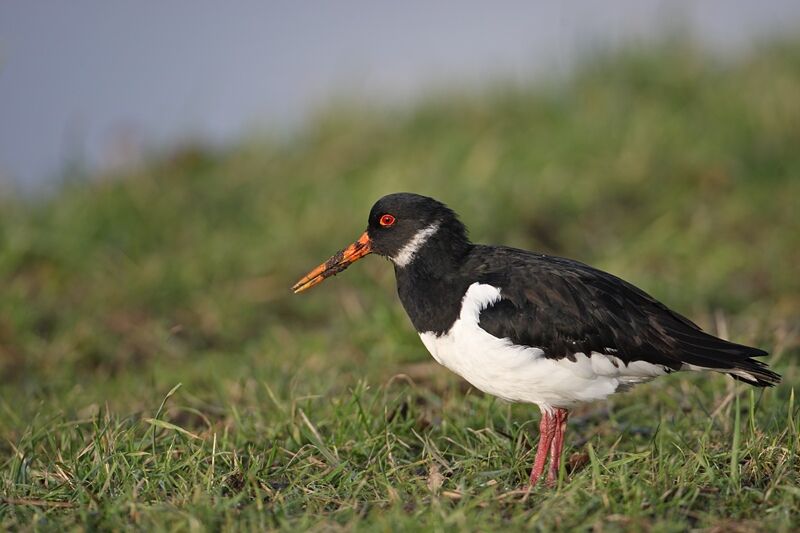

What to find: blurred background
left=3, top=1, right=800, bottom=189
left=0, top=2, right=799, bottom=407
left=2, top=6, right=800, bottom=529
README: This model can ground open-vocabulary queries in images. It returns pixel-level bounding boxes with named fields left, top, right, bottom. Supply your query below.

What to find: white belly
left=418, top=283, right=666, bottom=410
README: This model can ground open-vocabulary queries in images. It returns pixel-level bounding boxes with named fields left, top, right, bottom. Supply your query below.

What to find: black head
left=366, top=193, right=468, bottom=265
left=292, top=193, right=470, bottom=292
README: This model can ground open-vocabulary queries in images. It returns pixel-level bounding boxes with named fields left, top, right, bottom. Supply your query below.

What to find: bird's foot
left=528, top=408, right=569, bottom=489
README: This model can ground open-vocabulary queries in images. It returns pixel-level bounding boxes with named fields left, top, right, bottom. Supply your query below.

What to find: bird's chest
left=396, top=272, right=467, bottom=335
left=416, top=283, right=549, bottom=402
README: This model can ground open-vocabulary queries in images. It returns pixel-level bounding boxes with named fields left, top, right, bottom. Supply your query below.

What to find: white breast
left=418, top=282, right=667, bottom=410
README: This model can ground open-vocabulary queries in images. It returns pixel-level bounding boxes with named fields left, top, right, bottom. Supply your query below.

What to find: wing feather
left=466, top=245, right=779, bottom=386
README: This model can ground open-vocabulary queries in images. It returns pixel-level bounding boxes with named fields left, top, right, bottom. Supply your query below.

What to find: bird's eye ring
left=379, top=214, right=396, bottom=227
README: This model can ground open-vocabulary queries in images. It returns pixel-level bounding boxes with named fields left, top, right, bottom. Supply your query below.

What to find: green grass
left=2, top=39, right=800, bottom=531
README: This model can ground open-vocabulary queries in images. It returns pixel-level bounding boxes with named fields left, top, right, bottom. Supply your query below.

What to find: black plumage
left=470, top=246, right=778, bottom=386
left=380, top=193, right=778, bottom=387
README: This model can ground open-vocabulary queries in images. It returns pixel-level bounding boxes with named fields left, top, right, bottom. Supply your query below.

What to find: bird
left=292, top=192, right=781, bottom=487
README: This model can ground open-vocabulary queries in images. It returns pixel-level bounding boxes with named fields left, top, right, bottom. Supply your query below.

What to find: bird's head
left=292, top=192, right=469, bottom=293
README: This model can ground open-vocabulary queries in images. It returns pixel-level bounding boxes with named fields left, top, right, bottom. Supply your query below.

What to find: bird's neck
left=394, top=237, right=473, bottom=334
left=395, top=230, right=471, bottom=278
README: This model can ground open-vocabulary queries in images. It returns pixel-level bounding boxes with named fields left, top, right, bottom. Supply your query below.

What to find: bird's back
left=462, top=245, right=780, bottom=387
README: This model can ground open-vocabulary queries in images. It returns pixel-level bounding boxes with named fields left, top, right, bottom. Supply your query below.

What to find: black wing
left=466, top=246, right=779, bottom=386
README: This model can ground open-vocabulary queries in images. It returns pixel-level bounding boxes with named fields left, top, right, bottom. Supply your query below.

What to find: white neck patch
left=391, top=222, right=440, bottom=267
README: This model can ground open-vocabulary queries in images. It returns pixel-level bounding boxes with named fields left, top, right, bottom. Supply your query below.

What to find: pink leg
left=529, top=410, right=557, bottom=486
left=546, top=408, right=569, bottom=486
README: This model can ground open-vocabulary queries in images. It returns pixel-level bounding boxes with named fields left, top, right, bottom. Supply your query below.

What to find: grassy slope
left=1, top=40, right=799, bottom=531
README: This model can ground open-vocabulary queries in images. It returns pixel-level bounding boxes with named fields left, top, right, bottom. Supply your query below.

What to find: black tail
left=724, top=352, right=782, bottom=387
left=674, top=331, right=781, bottom=387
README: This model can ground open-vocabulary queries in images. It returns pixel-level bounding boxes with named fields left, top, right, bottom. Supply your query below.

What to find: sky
left=1, top=1, right=799, bottom=188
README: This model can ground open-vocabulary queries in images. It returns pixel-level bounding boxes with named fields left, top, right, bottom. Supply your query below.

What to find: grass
left=2, top=38, right=800, bottom=531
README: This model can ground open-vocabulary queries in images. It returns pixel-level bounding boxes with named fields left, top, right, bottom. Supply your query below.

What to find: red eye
left=379, top=214, right=396, bottom=227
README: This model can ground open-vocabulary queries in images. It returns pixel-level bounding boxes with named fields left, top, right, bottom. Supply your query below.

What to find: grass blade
left=144, top=418, right=201, bottom=440
left=730, top=388, right=741, bottom=489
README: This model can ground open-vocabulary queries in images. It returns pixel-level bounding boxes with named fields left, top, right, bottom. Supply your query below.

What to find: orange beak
left=292, top=231, right=373, bottom=293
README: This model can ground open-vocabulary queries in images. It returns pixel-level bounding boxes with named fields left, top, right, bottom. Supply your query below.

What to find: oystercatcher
left=292, top=193, right=780, bottom=487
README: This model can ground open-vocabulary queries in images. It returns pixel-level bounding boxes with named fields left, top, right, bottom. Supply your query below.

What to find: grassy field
left=2, top=39, right=800, bottom=531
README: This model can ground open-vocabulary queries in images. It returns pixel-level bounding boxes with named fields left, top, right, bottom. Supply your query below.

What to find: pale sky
left=1, top=1, right=799, bottom=188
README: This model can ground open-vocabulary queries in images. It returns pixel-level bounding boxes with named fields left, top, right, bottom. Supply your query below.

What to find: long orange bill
left=292, top=231, right=372, bottom=293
